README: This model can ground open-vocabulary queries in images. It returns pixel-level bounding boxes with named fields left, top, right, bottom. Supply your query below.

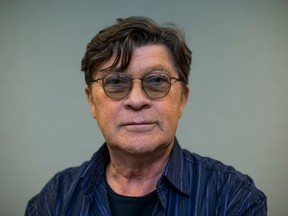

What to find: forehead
left=99, top=44, right=177, bottom=75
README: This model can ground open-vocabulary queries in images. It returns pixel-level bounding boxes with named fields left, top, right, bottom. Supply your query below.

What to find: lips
left=122, top=122, right=154, bottom=126
left=120, top=121, right=157, bottom=132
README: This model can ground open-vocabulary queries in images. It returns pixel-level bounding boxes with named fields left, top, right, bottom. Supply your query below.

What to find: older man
left=25, top=16, right=267, bottom=215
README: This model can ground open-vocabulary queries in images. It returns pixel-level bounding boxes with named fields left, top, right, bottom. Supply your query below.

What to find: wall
left=0, top=0, right=287, bottom=215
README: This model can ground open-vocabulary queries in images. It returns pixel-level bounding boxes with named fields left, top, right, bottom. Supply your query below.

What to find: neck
left=106, top=145, right=172, bottom=196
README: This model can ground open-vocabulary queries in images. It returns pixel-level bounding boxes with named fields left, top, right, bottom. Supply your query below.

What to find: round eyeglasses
left=90, top=72, right=182, bottom=99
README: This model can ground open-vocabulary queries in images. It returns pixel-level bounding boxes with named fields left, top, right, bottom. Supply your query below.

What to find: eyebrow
left=98, top=64, right=175, bottom=78
left=126, top=65, right=173, bottom=75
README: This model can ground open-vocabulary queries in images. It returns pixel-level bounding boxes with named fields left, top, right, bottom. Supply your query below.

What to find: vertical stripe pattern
left=25, top=138, right=267, bottom=215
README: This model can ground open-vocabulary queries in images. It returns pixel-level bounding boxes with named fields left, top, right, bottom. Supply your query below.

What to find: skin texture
left=85, top=45, right=189, bottom=196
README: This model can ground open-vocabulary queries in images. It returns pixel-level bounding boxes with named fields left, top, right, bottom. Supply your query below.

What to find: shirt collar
left=162, top=138, right=193, bottom=196
left=81, top=144, right=110, bottom=194
left=80, top=138, right=192, bottom=196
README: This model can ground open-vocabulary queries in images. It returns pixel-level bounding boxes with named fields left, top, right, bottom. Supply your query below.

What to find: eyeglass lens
left=102, top=72, right=173, bottom=99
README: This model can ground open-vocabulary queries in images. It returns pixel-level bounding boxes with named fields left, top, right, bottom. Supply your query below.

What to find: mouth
left=123, top=121, right=153, bottom=125
left=120, top=121, right=157, bottom=132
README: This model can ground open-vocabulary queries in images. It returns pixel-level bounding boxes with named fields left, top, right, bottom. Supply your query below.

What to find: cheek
left=167, top=94, right=184, bottom=116
left=94, top=100, right=121, bottom=130
left=157, top=100, right=182, bottom=127
left=168, top=87, right=188, bottom=119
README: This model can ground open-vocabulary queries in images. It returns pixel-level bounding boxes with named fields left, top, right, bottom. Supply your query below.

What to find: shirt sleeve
left=25, top=198, right=47, bottom=216
left=24, top=172, right=64, bottom=216
left=24, top=184, right=55, bottom=216
left=220, top=172, right=267, bottom=216
left=241, top=199, right=267, bottom=216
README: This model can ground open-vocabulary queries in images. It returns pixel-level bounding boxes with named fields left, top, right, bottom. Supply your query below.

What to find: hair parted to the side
left=81, top=16, right=192, bottom=87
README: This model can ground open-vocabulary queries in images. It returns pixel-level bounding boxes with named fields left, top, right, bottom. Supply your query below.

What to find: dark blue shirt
left=25, top=138, right=267, bottom=215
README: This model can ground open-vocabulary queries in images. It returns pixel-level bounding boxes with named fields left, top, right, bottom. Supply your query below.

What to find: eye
left=104, top=73, right=130, bottom=89
left=144, top=74, right=170, bottom=89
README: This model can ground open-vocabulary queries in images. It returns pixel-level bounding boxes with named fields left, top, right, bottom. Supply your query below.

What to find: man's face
left=85, top=45, right=189, bottom=156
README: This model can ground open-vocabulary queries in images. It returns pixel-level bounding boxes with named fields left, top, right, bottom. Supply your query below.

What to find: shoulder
left=182, top=149, right=246, bottom=178
left=25, top=162, right=89, bottom=215
left=44, top=161, right=89, bottom=194
left=181, top=149, right=267, bottom=214
left=181, top=148, right=256, bottom=190
left=25, top=145, right=110, bottom=215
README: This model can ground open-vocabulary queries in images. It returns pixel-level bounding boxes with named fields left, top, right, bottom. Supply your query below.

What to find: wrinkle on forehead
left=97, top=45, right=178, bottom=77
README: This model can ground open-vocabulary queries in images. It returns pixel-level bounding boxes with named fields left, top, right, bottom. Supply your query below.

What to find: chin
left=107, top=134, right=172, bottom=155
left=124, top=140, right=170, bottom=156
left=123, top=144, right=153, bottom=154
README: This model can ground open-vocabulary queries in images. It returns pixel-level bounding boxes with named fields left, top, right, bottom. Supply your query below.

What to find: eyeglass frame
left=89, top=71, right=183, bottom=100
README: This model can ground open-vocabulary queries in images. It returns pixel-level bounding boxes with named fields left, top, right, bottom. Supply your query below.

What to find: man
left=25, top=16, right=267, bottom=215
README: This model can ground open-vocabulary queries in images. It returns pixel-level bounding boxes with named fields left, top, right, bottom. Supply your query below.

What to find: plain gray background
left=1, top=0, right=287, bottom=215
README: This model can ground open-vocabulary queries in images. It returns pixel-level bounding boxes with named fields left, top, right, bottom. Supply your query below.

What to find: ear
left=85, top=85, right=97, bottom=118
left=179, top=85, right=189, bottom=118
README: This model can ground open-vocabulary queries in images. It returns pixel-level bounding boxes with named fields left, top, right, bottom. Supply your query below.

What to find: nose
left=123, top=79, right=152, bottom=110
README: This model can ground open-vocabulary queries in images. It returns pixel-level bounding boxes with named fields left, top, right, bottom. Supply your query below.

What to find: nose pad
left=123, top=79, right=151, bottom=109
left=129, top=79, right=147, bottom=98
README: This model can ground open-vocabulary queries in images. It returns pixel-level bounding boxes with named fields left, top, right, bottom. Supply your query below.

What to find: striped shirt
left=25, top=138, right=267, bottom=215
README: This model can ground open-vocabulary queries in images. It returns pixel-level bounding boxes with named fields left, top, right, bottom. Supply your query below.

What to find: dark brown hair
left=81, top=16, right=192, bottom=86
